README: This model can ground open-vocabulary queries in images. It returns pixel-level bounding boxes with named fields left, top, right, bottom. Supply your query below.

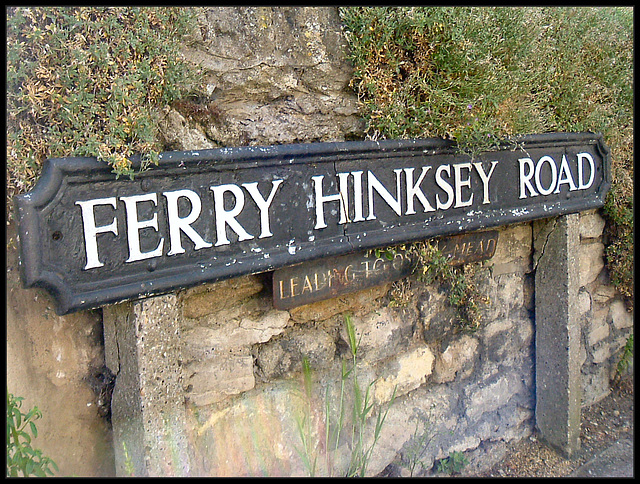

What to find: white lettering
left=163, top=189, right=212, bottom=256
left=367, top=169, right=403, bottom=220
left=577, top=152, right=595, bottom=189
left=242, top=179, right=283, bottom=238
left=404, top=166, right=435, bottom=215
left=312, top=174, right=350, bottom=229
left=121, top=193, right=164, bottom=263
left=554, top=154, right=578, bottom=193
left=519, top=158, right=538, bottom=199
left=352, top=171, right=365, bottom=222
left=453, top=163, right=473, bottom=208
left=211, top=184, right=254, bottom=246
left=337, top=172, right=350, bottom=224
left=435, top=164, right=454, bottom=210
left=473, top=161, right=498, bottom=204
left=534, top=155, right=557, bottom=196
left=76, top=197, right=118, bottom=270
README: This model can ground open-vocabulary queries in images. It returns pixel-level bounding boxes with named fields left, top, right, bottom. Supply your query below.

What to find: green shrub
left=340, top=6, right=633, bottom=306
left=6, top=6, right=202, bottom=220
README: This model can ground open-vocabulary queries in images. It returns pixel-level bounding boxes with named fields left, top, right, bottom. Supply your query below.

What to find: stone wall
left=577, top=210, right=633, bottom=405
left=172, top=221, right=537, bottom=476
left=6, top=7, right=633, bottom=477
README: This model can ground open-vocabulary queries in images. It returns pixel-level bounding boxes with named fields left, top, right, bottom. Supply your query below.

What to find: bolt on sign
left=14, top=133, right=609, bottom=315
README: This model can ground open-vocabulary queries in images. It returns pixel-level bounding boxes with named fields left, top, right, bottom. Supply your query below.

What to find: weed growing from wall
left=401, top=418, right=436, bottom=477
left=369, top=242, right=488, bottom=332
left=436, top=450, right=468, bottom=475
left=340, top=6, right=633, bottom=307
left=614, top=334, right=634, bottom=383
left=412, top=242, right=488, bottom=332
left=295, top=314, right=396, bottom=477
left=6, top=6, right=203, bottom=220
left=6, top=392, right=58, bottom=477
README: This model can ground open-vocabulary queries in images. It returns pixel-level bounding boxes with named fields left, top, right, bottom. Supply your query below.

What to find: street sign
left=15, top=133, right=609, bottom=314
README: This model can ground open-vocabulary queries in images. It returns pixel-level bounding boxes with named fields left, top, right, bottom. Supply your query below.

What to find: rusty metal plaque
left=14, top=133, right=609, bottom=314
left=273, top=250, right=414, bottom=310
left=273, top=230, right=499, bottom=309
left=435, top=230, right=498, bottom=266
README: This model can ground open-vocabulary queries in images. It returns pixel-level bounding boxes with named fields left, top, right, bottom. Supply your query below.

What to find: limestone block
left=183, top=309, right=290, bottom=354
left=492, top=273, right=525, bottom=317
left=591, top=341, right=610, bottom=364
left=181, top=275, right=264, bottom=319
left=339, top=306, right=413, bottom=363
left=170, top=7, right=365, bottom=149
left=610, top=299, right=633, bottom=330
left=373, top=345, right=435, bottom=404
left=420, top=292, right=460, bottom=344
left=579, top=242, right=605, bottom=287
left=592, top=284, right=616, bottom=304
left=418, top=288, right=448, bottom=323
left=189, top=381, right=310, bottom=477
left=579, top=210, right=606, bottom=239
left=578, top=334, right=588, bottom=368
left=482, top=318, right=534, bottom=362
left=581, top=366, right=611, bottom=406
left=483, top=315, right=514, bottom=340
left=362, top=401, right=415, bottom=477
left=433, top=335, right=479, bottom=383
left=577, top=289, right=592, bottom=315
left=611, top=335, right=634, bottom=366
left=587, top=319, right=610, bottom=347
left=158, top=108, right=217, bottom=151
left=465, top=373, right=524, bottom=421
left=516, top=318, right=535, bottom=350
left=256, top=327, right=336, bottom=379
left=488, top=223, right=532, bottom=275
left=475, top=405, right=534, bottom=443
left=185, top=350, right=255, bottom=406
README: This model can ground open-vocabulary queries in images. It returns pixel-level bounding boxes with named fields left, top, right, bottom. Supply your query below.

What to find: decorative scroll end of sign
left=272, top=230, right=499, bottom=310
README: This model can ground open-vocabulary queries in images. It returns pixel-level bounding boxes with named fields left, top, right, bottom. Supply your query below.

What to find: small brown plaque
left=273, top=250, right=414, bottom=310
left=435, top=230, right=498, bottom=266
left=273, top=230, right=499, bottom=309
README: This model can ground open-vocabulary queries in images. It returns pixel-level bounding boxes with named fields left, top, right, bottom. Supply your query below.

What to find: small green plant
left=402, top=418, right=436, bottom=477
left=412, top=241, right=488, bottom=332
left=6, top=391, right=58, bottom=477
left=614, top=333, right=633, bottom=382
left=295, top=314, right=396, bottom=477
left=368, top=241, right=488, bottom=330
left=436, top=450, right=468, bottom=475
left=122, top=442, right=136, bottom=477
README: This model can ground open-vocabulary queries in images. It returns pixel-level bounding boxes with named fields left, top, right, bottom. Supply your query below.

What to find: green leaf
left=344, top=314, right=358, bottom=358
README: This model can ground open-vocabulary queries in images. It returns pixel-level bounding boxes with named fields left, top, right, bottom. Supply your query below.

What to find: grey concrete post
left=103, top=295, right=191, bottom=476
left=533, top=214, right=582, bottom=458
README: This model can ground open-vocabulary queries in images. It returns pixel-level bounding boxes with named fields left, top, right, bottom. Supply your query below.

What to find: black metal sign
left=15, top=133, right=609, bottom=314
left=273, top=230, right=499, bottom=310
